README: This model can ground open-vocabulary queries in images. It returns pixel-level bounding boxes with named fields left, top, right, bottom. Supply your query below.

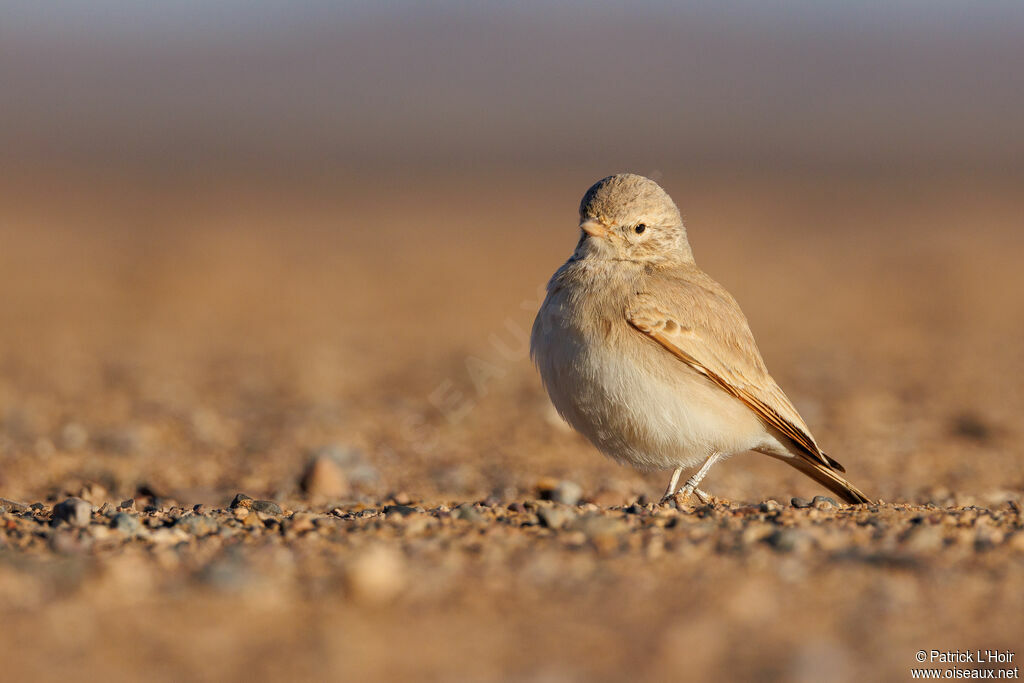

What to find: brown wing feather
left=626, top=272, right=842, bottom=473
left=641, top=325, right=827, bottom=461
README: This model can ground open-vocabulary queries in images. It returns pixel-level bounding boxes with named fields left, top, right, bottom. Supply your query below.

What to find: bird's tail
left=772, top=455, right=873, bottom=505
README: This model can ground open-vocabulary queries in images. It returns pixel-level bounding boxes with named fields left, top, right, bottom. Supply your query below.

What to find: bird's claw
left=660, top=487, right=727, bottom=508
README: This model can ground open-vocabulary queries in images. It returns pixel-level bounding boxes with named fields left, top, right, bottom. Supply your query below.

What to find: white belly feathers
left=532, top=285, right=769, bottom=471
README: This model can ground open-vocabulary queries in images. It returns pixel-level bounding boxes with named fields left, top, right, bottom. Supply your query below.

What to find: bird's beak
left=579, top=219, right=607, bottom=239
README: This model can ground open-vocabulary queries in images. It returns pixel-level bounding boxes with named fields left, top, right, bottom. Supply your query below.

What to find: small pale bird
left=531, top=174, right=870, bottom=505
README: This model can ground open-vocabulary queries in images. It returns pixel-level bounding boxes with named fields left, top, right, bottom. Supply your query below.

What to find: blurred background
left=3, top=1, right=1024, bottom=170
left=1, top=2, right=1023, bottom=681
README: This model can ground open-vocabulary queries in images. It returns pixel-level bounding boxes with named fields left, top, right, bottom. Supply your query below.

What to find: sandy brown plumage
left=531, top=173, right=871, bottom=505
left=626, top=266, right=869, bottom=503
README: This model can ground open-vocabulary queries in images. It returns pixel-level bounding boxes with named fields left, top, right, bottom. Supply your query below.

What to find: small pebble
left=538, top=506, right=576, bottom=529
left=230, top=494, right=253, bottom=509
left=51, top=498, right=92, bottom=528
left=454, top=503, right=483, bottom=522
left=384, top=505, right=418, bottom=517
left=111, top=512, right=141, bottom=535
left=537, top=478, right=583, bottom=506
left=791, top=497, right=813, bottom=509
left=551, top=481, right=583, bottom=506
left=251, top=500, right=283, bottom=515
left=176, top=514, right=219, bottom=536
left=300, top=455, right=350, bottom=498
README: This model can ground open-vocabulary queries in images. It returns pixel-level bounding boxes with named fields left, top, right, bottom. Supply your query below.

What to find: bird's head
left=574, top=174, right=693, bottom=264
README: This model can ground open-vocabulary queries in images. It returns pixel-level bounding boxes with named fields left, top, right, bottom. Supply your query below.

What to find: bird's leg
left=676, top=453, right=723, bottom=504
left=660, top=468, right=683, bottom=502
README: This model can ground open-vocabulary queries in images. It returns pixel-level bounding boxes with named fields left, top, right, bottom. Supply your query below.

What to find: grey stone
left=454, top=503, right=483, bottom=522
left=551, top=481, right=583, bottom=506
left=52, top=497, right=92, bottom=527
left=538, top=506, right=576, bottom=529
left=384, top=505, right=418, bottom=517
left=230, top=493, right=253, bottom=509
left=176, top=514, right=219, bottom=536
left=111, top=512, right=141, bottom=535
left=251, top=500, right=283, bottom=515
left=812, top=495, right=838, bottom=509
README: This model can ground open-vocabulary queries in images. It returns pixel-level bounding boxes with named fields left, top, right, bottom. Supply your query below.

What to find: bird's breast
left=532, top=273, right=767, bottom=470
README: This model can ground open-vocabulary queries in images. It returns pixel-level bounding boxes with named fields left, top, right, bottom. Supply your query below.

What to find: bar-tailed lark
left=531, top=173, right=870, bottom=505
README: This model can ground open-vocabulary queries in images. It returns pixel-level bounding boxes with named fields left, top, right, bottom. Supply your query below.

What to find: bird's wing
left=625, top=271, right=844, bottom=472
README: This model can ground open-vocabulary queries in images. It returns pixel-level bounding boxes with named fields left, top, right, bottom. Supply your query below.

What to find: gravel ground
left=2, top=491, right=1022, bottom=681
left=1, top=169, right=1022, bottom=681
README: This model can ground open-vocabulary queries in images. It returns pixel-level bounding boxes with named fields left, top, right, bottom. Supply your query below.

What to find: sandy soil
left=1, top=168, right=1022, bottom=681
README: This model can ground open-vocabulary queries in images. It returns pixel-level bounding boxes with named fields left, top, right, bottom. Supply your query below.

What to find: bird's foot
left=668, top=486, right=730, bottom=509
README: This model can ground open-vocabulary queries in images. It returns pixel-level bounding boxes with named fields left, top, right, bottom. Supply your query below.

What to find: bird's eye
left=634, top=224, right=647, bottom=234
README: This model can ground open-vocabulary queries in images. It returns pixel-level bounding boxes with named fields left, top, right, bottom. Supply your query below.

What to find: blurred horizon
left=3, top=2, right=1024, bottom=173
